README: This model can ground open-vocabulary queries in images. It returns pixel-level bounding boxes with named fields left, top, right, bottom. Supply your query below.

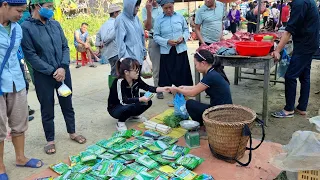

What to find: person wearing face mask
left=21, top=0, right=87, bottom=155
left=115, top=0, right=147, bottom=66
left=0, top=0, right=44, bottom=178
left=153, top=0, right=193, bottom=105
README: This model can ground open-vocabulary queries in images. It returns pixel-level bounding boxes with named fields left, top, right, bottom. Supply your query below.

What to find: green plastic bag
left=113, top=129, right=133, bottom=139
left=71, top=164, right=91, bottom=173
left=60, top=170, right=85, bottom=180
left=127, top=162, right=149, bottom=173
left=50, top=162, right=69, bottom=175
left=150, top=154, right=172, bottom=165
left=100, top=160, right=126, bottom=177
left=135, top=148, right=155, bottom=156
left=161, top=150, right=182, bottom=160
left=98, top=152, right=118, bottom=160
left=158, top=136, right=178, bottom=145
left=154, top=141, right=169, bottom=151
left=142, top=143, right=163, bottom=153
left=87, top=144, right=107, bottom=155
left=131, top=129, right=143, bottom=137
left=136, top=155, right=159, bottom=169
left=176, top=154, right=204, bottom=170
left=136, top=136, right=154, bottom=142
left=89, top=170, right=109, bottom=180
left=69, top=155, right=80, bottom=167
left=121, top=154, right=139, bottom=161
left=174, top=166, right=197, bottom=180
left=117, top=167, right=138, bottom=179
left=194, top=174, right=215, bottom=180
left=170, top=145, right=190, bottom=155
left=96, top=137, right=126, bottom=149
left=80, top=151, right=97, bottom=164
left=135, top=171, right=154, bottom=180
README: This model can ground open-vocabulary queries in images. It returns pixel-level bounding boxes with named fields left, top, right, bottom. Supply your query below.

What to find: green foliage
left=60, top=14, right=108, bottom=60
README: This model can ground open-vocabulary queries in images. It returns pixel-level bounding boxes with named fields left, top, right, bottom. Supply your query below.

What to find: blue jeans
left=284, top=53, right=313, bottom=111
left=108, top=101, right=152, bottom=122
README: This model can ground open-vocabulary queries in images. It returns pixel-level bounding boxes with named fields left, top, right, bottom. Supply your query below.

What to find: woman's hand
left=169, top=86, right=179, bottom=94
left=157, top=87, right=171, bottom=93
left=53, top=68, right=66, bottom=82
left=139, top=96, right=151, bottom=103
left=168, top=40, right=178, bottom=46
left=176, top=37, right=184, bottom=44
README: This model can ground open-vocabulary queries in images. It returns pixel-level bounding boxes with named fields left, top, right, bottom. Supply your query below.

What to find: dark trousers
left=230, top=22, right=237, bottom=34
left=33, top=68, right=75, bottom=142
left=263, top=16, right=268, bottom=27
left=186, top=99, right=210, bottom=126
left=108, top=101, right=152, bottom=122
left=284, top=53, right=313, bottom=112
left=247, top=23, right=256, bottom=33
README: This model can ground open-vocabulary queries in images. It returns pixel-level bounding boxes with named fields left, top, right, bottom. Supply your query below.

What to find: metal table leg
left=234, top=67, right=239, bottom=85
left=262, top=62, right=271, bottom=125
left=195, top=69, right=201, bottom=102
left=274, top=63, right=278, bottom=85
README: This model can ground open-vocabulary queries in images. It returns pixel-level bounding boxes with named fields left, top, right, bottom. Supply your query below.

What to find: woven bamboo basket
left=203, top=104, right=257, bottom=163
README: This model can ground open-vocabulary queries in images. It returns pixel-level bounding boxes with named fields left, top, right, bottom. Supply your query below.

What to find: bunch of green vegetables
left=163, top=113, right=184, bottom=128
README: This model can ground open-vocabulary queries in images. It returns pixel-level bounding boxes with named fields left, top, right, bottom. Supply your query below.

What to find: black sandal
left=44, top=144, right=56, bottom=155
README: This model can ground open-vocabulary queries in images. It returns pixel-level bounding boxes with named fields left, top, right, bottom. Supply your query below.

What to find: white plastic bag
left=309, top=116, right=320, bottom=132
left=270, top=131, right=320, bottom=172
left=141, top=59, right=153, bottom=79
left=57, top=81, right=72, bottom=97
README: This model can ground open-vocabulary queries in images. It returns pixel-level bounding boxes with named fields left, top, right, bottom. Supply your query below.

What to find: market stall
left=195, top=32, right=293, bottom=125
left=26, top=109, right=283, bottom=180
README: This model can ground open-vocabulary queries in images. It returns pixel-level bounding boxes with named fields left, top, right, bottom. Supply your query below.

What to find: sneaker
left=116, top=122, right=128, bottom=131
left=156, top=92, right=164, bottom=99
left=128, top=116, right=148, bottom=122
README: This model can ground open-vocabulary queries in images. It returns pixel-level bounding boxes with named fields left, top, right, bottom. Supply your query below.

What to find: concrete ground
left=3, top=42, right=319, bottom=179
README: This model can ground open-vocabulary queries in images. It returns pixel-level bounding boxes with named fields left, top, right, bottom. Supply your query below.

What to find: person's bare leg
left=86, top=49, right=96, bottom=67
left=12, top=134, right=41, bottom=167
left=86, top=49, right=93, bottom=64
left=88, top=48, right=100, bottom=61
left=0, top=141, right=5, bottom=174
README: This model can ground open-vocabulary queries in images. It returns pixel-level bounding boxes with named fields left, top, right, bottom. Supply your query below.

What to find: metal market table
left=195, top=55, right=279, bottom=126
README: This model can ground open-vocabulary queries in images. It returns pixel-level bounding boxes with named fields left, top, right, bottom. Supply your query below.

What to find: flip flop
left=71, top=135, right=87, bottom=144
left=16, top=158, right=43, bottom=168
left=295, top=108, right=307, bottom=115
left=0, top=173, right=8, bottom=180
left=271, top=110, right=294, bottom=118
left=44, top=144, right=56, bottom=155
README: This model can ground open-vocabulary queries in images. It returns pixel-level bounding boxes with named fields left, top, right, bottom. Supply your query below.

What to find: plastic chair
left=76, top=51, right=88, bottom=66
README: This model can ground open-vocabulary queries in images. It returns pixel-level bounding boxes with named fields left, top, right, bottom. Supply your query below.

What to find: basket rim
left=202, top=104, right=257, bottom=126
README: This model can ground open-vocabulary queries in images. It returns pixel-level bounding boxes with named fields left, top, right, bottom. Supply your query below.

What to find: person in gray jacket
left=115, top=0, right=146, bottom=65
left=21, top=0, right=86, bottom=155
left=95, top=4, right=121, bottom=87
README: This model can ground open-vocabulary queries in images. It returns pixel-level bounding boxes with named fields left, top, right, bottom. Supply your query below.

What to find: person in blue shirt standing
left=154, top=0, right=193, bottom=91
left=142, top=0, right=164, bottom=99
left=195, top=0, right=225, bottom=46
left=170, top=50, right=232, bottom=138
left=0, top=0, right=43, bottom=178
left=21, top=0, right=87, bottom=155
left=272, top=0, right=319, bottom=118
